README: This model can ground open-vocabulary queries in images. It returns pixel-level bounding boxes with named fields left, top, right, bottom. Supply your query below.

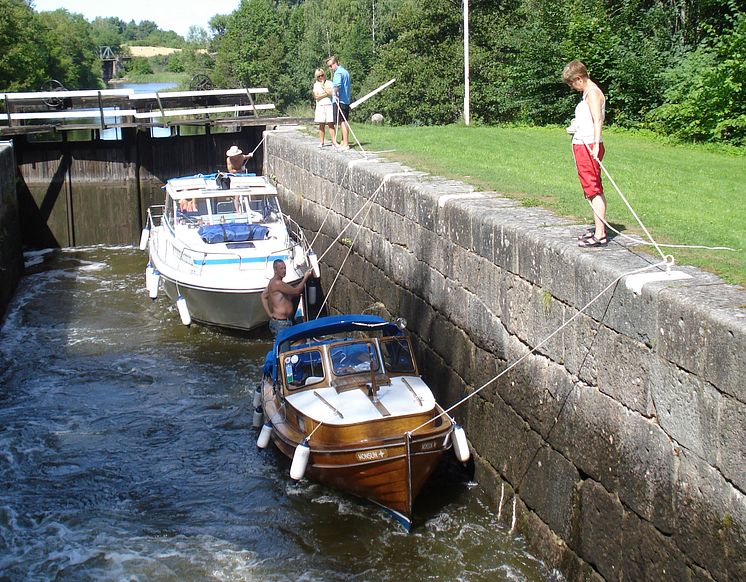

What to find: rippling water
left=0, top=247, right=557, bottom=581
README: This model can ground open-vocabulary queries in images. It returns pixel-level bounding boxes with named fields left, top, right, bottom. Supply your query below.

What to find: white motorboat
left=141, top=173, right=318, bottom=331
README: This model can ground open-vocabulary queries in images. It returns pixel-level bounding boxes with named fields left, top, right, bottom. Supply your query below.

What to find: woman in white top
left=313, top=68, right=335, bottom=147
left=563, top=60, right=608, bottom=247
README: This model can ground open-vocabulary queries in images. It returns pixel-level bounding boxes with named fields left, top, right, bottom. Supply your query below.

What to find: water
left=0, top=247, right=557, bottom=581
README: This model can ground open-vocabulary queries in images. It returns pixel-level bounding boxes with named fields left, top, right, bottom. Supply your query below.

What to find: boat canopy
left=165, top=173, right=278, bottom=201
left=264, top=315, right=406, bottom=382
left=275, top=314, right=403, bottom=355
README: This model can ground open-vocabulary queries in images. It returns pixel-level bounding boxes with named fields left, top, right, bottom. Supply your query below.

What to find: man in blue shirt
left=326, top=55, right=351, bottom=150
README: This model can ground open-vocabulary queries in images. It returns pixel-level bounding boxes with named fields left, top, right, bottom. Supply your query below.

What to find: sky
left=32, top=0, right=241, bottom=38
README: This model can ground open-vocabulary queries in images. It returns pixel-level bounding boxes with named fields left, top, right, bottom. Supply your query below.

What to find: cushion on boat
left=198, top=223, right=270, bottom=244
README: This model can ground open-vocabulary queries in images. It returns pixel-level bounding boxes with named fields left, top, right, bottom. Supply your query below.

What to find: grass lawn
left=343, top=124, right=746, bottom=288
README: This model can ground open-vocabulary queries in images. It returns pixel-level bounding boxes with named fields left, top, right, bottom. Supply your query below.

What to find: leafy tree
left=39, top=9, right=104, bottom=90
left=0, top=0, right=52, bottom=91
left=648, top=9, right=746, bottom=144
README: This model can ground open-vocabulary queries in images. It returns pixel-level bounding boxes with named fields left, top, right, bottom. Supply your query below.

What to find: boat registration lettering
left=420, top=441, right=436, bottom=451
left=357, top=449, right=386, bottom=461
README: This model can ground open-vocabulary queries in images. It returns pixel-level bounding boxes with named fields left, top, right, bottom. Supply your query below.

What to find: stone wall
left=265, top=129, right=746, bottom=581
left=0, top=141, right=23, bottom=323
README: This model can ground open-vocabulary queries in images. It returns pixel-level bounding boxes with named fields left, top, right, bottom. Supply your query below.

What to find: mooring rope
left=407, top=257, right=671, bottom=435
left=577, top=142, right=738, bottom=254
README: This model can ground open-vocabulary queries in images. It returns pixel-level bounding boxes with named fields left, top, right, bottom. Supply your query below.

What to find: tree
left=648, top=9, right=746, bottom=144
left=39, top=9, right=104, bottom=90
left=0, top=0, right=52, bottom=91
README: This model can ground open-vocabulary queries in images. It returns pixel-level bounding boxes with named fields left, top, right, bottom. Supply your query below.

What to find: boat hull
left=261, top=378, right=452, bottom=525
left=160, top=274, right=271, bottom=331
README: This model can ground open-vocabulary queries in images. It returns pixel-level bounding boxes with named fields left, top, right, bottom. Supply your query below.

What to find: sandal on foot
left=578, top=230, right=595, bottom=241
left=578, top=235, right=607, bottom=248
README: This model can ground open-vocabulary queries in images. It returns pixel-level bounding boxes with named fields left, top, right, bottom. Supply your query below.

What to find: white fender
left=292, top=244, right=305, bottom=267
left=290, top=439, right=310, bottom=480
left=145, top=263, right=154, bottom=292
left=257, top=423, right=272, bottom=449
left=452, top=424, right=470, bottom=463
left=253, top=385, right=262, bottom=408
left=308, top=250, right=320, bottom=278
left=139, top=227, right=150, bottom=251
left=307, top=285, right=317, bottom=305
left=176, top=295, right=191, bottom=326
left=252, top=406, right=263, bottom=428
left=147, top=269, right=160, bottom=299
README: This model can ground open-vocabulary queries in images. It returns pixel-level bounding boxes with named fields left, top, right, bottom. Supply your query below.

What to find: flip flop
left=578, top=235, right=607, bottom=248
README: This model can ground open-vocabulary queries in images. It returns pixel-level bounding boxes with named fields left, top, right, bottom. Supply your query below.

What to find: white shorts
left=314, top=103, right=333, bottom=124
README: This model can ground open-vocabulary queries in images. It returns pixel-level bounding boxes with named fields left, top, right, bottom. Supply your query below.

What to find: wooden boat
left=258, top=314, right=469, bottom=529
left=141, top=173, right=319, bottom=331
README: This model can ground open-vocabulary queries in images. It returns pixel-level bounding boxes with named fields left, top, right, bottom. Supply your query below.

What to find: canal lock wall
left=0, top=142, right=23, bottom=322
left=265, top=129, right=746, bottom=581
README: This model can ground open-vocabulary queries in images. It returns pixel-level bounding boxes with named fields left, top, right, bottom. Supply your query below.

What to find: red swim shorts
left=573, top=143, right=605, bottom=199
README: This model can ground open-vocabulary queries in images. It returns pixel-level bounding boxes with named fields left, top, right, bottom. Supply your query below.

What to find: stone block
left=499, top=352, right=575, bottom=439
left=650, top=358, right=719, bottom=464
left=621, top=510, right=690, bottom=581
left=577, top=479, right=624, bottom=581
left=656, top=282, right=746, bottom=403
left=548, top=383, right=676, bottom=533
left=466, top=396, right=543, bottom=486
left=673, top=451, right=746, bottom=581
left=717, top=394, right=746, bottom=492
left=466, top=292, right=510, bottom=359
left=594, top=326, right=656, bottom=416
left=518, top=444, right=580, bottom=540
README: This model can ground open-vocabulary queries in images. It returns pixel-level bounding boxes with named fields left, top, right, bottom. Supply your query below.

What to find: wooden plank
left=3, top=109, right=137, bottom=121
left=128, top=88, right=269, bottom=100
left=1, top=89, right=133, bottom=101
left=133, top=103, right=275, bottom=119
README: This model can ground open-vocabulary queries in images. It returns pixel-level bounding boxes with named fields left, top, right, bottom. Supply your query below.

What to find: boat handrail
left=283, top=213, right=312, bottom=254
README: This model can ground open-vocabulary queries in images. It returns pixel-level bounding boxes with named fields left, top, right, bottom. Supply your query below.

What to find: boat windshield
left=379, top=337, right=416, bottom=374
left=330, top=341, right=380, bottom=377
left=284, top=349, right=325, bottom=390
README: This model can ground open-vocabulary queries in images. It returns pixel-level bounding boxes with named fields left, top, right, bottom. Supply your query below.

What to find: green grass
left=342, top=124, right=746, bottom=288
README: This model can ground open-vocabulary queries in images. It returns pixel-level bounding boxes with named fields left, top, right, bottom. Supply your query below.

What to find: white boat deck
left=286, top=376, right=436, bottom=425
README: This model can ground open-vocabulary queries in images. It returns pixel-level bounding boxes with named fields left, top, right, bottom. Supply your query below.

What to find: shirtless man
left=226, top=145, right=253, bottom=173
left=261, top=259, right=313, bottom=335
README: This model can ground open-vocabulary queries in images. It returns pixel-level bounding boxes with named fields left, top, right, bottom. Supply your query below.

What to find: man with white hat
left=226, top=145, right=253, bottom=173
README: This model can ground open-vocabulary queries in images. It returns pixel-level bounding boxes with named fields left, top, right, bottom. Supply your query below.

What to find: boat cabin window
left=283, top=349, right=325, bottom=390
left=380, top=337, right=417, bottom=374
left=330, top=341, right=380, bottom=377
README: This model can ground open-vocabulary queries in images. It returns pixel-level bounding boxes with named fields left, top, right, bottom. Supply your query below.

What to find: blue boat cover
left=265, top=315, right=403, bottom=381
left=198, top=223, right=269, bottom=244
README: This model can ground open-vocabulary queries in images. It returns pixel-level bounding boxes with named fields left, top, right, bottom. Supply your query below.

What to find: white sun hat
left=226, top=145, right=243, bottom=156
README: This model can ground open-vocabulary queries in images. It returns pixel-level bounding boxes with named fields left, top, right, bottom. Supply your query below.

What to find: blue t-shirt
left=333, top=65, right=351, bottom=105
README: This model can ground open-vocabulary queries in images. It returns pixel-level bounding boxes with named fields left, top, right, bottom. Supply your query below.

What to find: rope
left=407, top=257, right=672, bottom=435
left=576, top=143, right=738, bottom=254
left=314, top=183, right=380, bottom=317
left=306, top=420, right=324, bottom=442
left=333, top=100, right=365, bottom=154
left=249, top=135, right=266, bottom=157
